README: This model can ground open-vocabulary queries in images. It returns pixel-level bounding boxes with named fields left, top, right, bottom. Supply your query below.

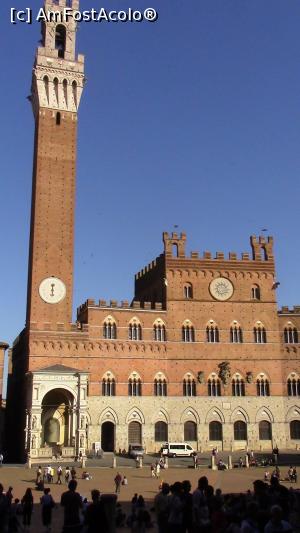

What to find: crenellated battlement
left=135, top=255, right=164, bottom=280
left=160, top=232, right=274, bottom=263
left=77, top=300, right=164, bottom=316
left=278, top=306, right=300, bottom=315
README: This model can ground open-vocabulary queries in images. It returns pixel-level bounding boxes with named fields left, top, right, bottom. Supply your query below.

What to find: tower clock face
left=39, top=277, right=66, bottom=304
left=209, top=277, right=234, bottom=301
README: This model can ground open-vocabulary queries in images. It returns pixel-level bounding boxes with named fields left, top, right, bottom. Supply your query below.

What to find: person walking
left=114, top=472, right=122, bottom=494
left=65, top=467, right=71, bottom=484
left=40, top=487, right=55, bottom=531
left=61, top=480, right=82, bottom=533
left=21, top=488, right=34, bottom=529
left=155, top=462, right=161, bottom=479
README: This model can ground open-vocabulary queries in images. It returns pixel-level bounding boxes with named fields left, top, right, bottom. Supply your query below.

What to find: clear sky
left=1, top=0, right=300, bottom=349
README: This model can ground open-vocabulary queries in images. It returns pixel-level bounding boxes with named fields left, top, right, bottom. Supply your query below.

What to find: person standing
left=57, top=465, right=63, bottom=484
left=154, top=483, right=170, bottom=533
left=65, top=467, right=71, bottom=484
left=40, top=487, right=55, bottom=531
left=21, top=488, right=34, bottom=529
left=155, top=462, right=161, bottom=479
left=0, top=453, right=3, bottom=466
left=84, top=489, right=108, bottom=533
left=60, top=480, right=82, bottom=533
left=114, top=472, right=122, bottom=494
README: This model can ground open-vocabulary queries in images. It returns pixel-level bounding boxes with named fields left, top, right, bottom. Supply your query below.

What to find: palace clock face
left=209, top=277, right=234, bottom=301
left=39, top=277, right=66, bottom=304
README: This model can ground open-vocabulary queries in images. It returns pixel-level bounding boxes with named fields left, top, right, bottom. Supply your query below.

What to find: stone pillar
left=211, top=455, right=217, bottom=471
left=228, top=455, right=232, bottom=469
left=245, top=454, right=249, bottom=468
left=112, top=456, right=116, bottom=469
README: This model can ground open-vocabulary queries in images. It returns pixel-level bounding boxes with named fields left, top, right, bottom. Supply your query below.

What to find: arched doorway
left=101, top=422, right=115, bottom=452
left=41, top=388, right=74, bottom=447
left=128, top=421, right=142, bottom=445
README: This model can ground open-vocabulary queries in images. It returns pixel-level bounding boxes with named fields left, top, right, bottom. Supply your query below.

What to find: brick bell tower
left=5, top=0, right=86, bottom=461
left=27, top=0, right=85, bottom=327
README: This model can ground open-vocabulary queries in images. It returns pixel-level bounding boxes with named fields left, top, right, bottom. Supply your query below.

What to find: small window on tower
left=55, top=25, right=66, bottom=59
left=56, top=112, right=61, bottom=126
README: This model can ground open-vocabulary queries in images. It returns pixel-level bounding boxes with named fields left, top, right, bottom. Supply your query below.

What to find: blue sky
left=1, top=0, right=300, bottom=348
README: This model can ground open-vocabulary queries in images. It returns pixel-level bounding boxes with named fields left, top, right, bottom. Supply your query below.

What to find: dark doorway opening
left=101, top=422, right=115, bottom=452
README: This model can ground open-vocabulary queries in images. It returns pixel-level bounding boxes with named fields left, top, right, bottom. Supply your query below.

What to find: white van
left=161, top=442, right=195, bottom=457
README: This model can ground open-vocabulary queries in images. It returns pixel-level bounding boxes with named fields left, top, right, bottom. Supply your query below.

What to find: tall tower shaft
left=27, top=0, right=84, bottom=327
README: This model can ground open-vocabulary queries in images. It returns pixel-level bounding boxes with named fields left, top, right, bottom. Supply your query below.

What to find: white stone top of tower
left=31, top=0, right=85, bottom=114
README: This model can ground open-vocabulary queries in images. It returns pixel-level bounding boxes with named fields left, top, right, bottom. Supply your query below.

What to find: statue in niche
left=80, top=434, right=85, bottom=448
left=246, top=371, right=253, bottom=384
left=197, top=371, right=205, bottom=384
left=31, top=416, right=37, bottom=430
left=44, top=418, right=60, bottom=444
left=218, top=362, right=231, bottom=386
left=80, top=416, right=84, bottom=429
left=31, top=435, right=36, bottom=449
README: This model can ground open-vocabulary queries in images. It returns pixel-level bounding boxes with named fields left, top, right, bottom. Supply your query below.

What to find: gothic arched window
left=102, top=376, right=116, bottom=396
left=206, top=324, right=219, bottom=343
left=128, top=377, right=142, bottom=397
left=209, top=421, right=222, bottom=441
left=183, top=376, right=196, bottom=397
left=103, top=318, right=117, bottom=340
left=184, top=421, right=197, bottom=441
left=232, top=376, right=245, bottom=397
left=284, top=327, right=298, bottom=344
left=287, top=376, right=300, bottom=397
left=256, top=376, right=270, bottom=396
left=230, top=325, right=243, bottom=343
left=254, top=324, right=267, bottom=343
left=290, top=420, right=300, bottom=440
left=182, top=322, right=195, bottom=342
left=129, top=321, right=142, bottom=341
left=259, top=420, right=272, bottom=440
left=208, top=377, right=221, bottom=397
left=153, top=322, right=166, bottom=342
left=155, top=421, right=168, bottom=442
left=154, top=378, right=167, bottom=397
left=234, top=421, right=247, bottom=440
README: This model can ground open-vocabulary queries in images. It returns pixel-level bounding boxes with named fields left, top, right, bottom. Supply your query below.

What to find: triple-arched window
left=153, top=320, right=166, bottom=342
left=128, top=374, right=142, bottom=396
left=102, top=374, right=116, bottom=396
left=256, top=375, right=270, bottom=396
left=103, top=317, right=117, bottom=339
left=129, top=320, right=142, bottom=341
left=208, top=376, right=221, bottom=397
left=230, top=324, right=243, bottom=343
left=182, top=321, right=195, bottom=342
left=154, top=377, right=167, bottom=396
left=254, top=323, right=267, bottom=343
left=206, top=323, right=219, bottom=343
left=284, top=326, right=298, bottom=344
left=183, top=375, right=196, bottom=396
left=232, top=375, right=245, bottom=396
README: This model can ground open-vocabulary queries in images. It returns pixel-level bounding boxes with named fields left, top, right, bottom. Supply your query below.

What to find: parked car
left=128, top=444, right=145, bottom=458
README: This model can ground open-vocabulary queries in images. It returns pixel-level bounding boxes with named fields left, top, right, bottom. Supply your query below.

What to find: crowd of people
left=0, top=463, right=299, bottom=532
